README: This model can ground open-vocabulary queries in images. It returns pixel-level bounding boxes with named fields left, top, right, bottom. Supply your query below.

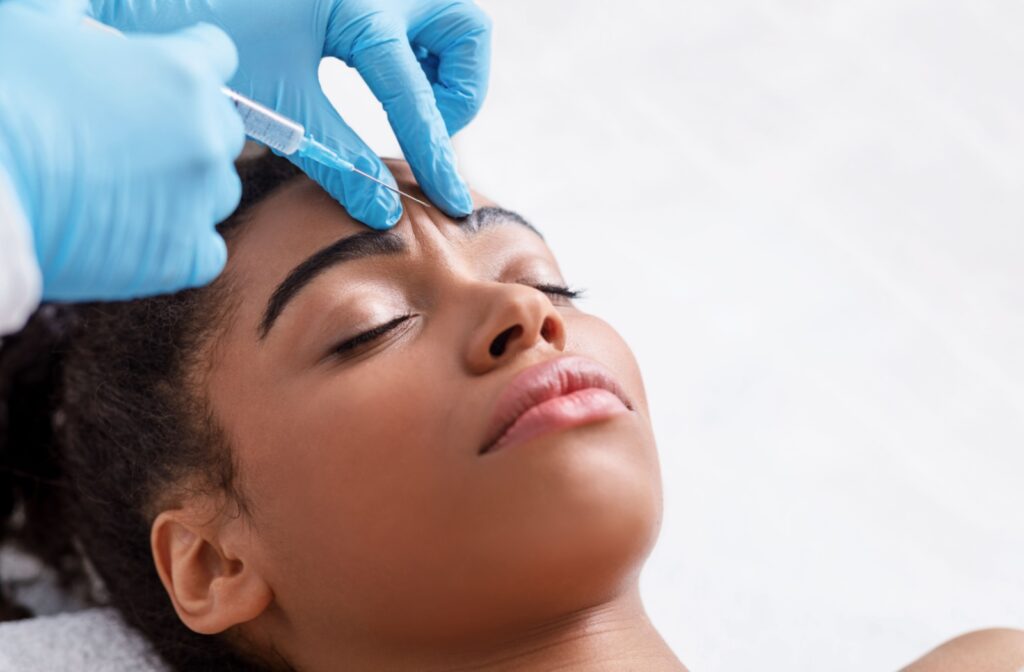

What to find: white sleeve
left=0, top=164, right=42, bottom=336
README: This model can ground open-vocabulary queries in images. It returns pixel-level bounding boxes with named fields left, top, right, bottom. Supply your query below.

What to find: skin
left=151, top=160, right=685, bottom=671
left=150, top=159, right=1023, bottom=671
left=901, top=629, right=1024, bottom=672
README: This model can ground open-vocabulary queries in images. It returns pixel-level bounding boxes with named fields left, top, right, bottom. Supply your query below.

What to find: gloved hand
left=0, top=0, right=245, bottom=301
left=90, top=0, right=492, bottom=229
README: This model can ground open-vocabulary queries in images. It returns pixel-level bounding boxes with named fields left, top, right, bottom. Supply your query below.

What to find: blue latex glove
left=90, top=0, right=492, bottom=229
left=0, top=0, right=244, bottom=301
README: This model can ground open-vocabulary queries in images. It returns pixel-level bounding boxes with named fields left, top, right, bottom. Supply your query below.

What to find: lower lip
left=486, top=388, right=630, bottom=455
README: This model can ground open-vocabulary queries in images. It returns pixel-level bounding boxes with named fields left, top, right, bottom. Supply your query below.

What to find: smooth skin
left=150, top=160, right=685, bottom=671
left=146, top=161, right=1023, bottom=670
left=901, top=629, right=1024, bottom=672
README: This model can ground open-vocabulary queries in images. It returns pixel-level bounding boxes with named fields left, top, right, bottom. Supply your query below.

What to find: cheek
left=230, top=344, right=475, bottom=623
left=248, top=361, right=448, bottom=514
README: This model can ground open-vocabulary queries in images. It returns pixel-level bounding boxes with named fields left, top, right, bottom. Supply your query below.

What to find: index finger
left=342, top=28, right=473, bottom=217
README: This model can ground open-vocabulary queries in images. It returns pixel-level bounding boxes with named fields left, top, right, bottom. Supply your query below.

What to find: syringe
left=81, top=17, right=429, bottom=209
left=220, top=88, right=430, bottom=208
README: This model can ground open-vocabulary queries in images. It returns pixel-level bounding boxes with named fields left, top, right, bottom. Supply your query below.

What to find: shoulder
left=901, top=628, right=1024, bottom=672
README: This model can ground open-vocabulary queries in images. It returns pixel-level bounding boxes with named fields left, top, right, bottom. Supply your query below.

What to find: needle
left=349, top=167, right=432, bottom=208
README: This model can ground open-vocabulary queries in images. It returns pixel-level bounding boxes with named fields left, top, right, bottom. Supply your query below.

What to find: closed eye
left=329, top=283, right=580, bottom=359
left=526, top=283, right=584, bottom=304
left=333, top=314, right=414, bottom=357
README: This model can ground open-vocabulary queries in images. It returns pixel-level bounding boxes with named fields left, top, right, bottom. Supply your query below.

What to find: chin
left=472, top=419, right=663, bottom=621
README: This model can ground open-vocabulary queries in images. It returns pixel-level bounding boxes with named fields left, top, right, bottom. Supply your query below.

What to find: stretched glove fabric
left=91, top=0, right=492, bottom=228
left=0, top=0, right=245, bottom=300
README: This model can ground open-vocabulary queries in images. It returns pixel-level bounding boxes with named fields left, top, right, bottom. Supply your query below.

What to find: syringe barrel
left=221, top=87, right=305, bottom=155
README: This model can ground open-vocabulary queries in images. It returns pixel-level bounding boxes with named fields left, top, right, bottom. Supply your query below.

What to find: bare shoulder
left=901, top=628, right=1024, bottom=672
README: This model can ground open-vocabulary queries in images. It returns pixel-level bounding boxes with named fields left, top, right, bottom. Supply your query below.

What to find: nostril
left=540, top=316, right=558, bottom=343
left=489, top=325, right=522, bottom=358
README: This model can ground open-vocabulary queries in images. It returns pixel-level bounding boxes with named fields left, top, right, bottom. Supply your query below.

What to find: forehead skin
left=225, top=161, right=469, bottom=324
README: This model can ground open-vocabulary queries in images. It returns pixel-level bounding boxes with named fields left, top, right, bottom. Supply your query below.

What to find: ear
left=151, top=506, right=273, bottom=635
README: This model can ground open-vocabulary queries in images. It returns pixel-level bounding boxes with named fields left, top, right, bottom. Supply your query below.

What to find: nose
left=464, top=283, right=567, bottom=375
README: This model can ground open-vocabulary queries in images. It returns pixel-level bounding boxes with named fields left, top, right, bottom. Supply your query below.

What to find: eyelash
left=332, top=283, right=583, bottom=356
left=531, top=283, right=584, bottom=302
left=333, top=314, right=414, bottom=355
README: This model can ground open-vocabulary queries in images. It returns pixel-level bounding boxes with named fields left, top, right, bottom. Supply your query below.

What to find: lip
left=479, top=356, right=634, bottom=456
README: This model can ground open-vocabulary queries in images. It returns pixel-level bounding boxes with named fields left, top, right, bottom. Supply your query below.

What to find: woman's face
left=197, top=162, right=662, bottom=659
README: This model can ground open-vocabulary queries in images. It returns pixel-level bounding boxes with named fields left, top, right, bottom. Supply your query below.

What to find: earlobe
left=151, top=508, right=273, bottom=635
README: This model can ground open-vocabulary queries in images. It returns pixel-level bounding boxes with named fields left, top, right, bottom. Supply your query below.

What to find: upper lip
left=479, top=355, right=634, bottom=455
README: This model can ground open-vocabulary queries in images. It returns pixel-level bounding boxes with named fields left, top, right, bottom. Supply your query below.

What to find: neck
left=421, top=587, right=686, bottom=672
left=265, top=584, right=687, bottom=671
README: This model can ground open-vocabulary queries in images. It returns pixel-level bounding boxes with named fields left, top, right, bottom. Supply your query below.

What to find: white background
left=322, top=2, right=1024, bottom=669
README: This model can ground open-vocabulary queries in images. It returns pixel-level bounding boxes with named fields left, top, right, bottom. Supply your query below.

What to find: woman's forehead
left=225, top=176, right=492, bottom=279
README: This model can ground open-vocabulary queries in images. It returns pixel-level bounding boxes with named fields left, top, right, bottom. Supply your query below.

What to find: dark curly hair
left=0, top=151, right=303, bottom=670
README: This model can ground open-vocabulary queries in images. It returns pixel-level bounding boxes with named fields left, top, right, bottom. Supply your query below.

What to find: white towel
left=0, top=609, right=167, bottom=672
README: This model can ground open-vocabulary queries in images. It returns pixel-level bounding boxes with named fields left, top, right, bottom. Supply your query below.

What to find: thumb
left=287, top=92, right=403, bottom=230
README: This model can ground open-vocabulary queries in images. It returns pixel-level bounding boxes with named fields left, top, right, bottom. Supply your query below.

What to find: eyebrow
left=259, top=232, right=405, bottom=338
left=463, top=206, right=543, bottom=239
left=258, top=206, right=541, bottom=339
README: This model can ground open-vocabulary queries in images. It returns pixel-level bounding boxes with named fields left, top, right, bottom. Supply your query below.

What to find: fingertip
left=345, top=154, right=404, bottom=229
left=449, top=178, right=474, bottom=217
left=212, top=167, right=242, bottom=223
left=363, top=202, right=404, bottom=230
left=439, top=188, right=473, bottom=218
left=188, top=232, right=228, bottom=287
left=354, top=185, right=403, bottom=230
left=410, top=149, right=473, bottom=217
left=386, top=204, right=404, bottom=228
left=382, top=195, right=405, bottom=229
left=291, top=149, right=403, bottom=230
